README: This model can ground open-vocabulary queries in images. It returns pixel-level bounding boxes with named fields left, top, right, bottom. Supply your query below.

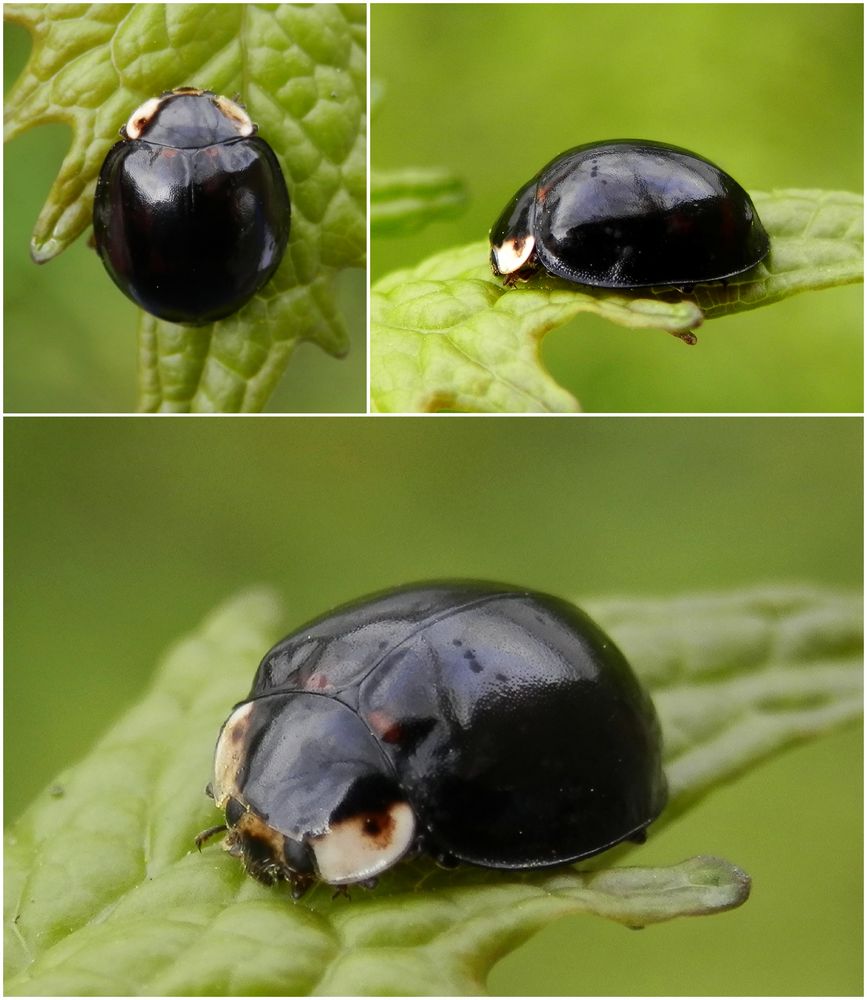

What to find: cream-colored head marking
left=214, top=94, right=255, bottom=136
left=212, top=700, right=256, bottom=807
left=125, top=97, right=162, bottom=139
left=492, top=235, right=535, bottom=275
left=125, top=92, right=254, bottom=141
left=310, top=801, right=416, bottom=884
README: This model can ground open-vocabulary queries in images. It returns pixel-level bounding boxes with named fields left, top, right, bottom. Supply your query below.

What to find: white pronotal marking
left=212, top=701, right=255, bottom=806
left=310, top=801, right=416, bottom=884
left=214, top=94, right=255, bottom=137
left=125, top=97, right=163, bottom=139
left=492, top=235, right=536, bottom=275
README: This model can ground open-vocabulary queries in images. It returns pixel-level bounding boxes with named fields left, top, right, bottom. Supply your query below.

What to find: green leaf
left=370, top=189, right=863, bottom=413
left=4, top=3, right=366, bottom=413
left=371, top=167, right=467, bottom=237
left=5, top=585, right=860, bottom=995
left=135, top=270, right=353, bottom=413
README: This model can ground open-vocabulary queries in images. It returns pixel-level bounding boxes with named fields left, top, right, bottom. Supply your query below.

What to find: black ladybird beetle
left=198, top=582, right=667, bottom=898
left=93, top=87, right=290, bottom=325
left=490, top=139, right=770, bottom=290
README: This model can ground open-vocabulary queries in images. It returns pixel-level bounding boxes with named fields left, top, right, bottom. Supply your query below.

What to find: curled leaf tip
left=30, top=239, right=63, bottom=265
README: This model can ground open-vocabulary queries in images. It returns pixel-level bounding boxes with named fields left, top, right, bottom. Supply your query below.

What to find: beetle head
left=489, top=176, right=539, bottom=281
left=208, top=693, right=417, bottom=892
left=122, top=88, right=255, bottom=146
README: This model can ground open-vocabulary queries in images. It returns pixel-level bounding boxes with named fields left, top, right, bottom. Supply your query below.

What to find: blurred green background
left=5, top=416, right=862, bottom=994
left=372, top=4, right=863, bottom=413
left=3, top=21, right=366, bottom=413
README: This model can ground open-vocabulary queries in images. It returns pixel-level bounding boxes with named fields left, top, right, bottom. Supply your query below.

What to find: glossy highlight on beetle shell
left=490, top=139, right=770, bottom=290
left=93, top=87, right=291, bottom=326
left=201, top=581, right=668, bottom=897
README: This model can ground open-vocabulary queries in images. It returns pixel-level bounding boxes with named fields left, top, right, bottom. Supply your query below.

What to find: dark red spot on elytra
left=368, top=709, right=406, bottom=744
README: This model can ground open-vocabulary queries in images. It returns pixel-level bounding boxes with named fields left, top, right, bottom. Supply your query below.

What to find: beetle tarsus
left=672, top=329, right=698, bottom=345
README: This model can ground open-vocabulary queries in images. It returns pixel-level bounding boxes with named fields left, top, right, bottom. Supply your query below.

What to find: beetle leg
left=195, top=823, right=228, bottom=851
left=670, top=329, right=698, bottom=346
